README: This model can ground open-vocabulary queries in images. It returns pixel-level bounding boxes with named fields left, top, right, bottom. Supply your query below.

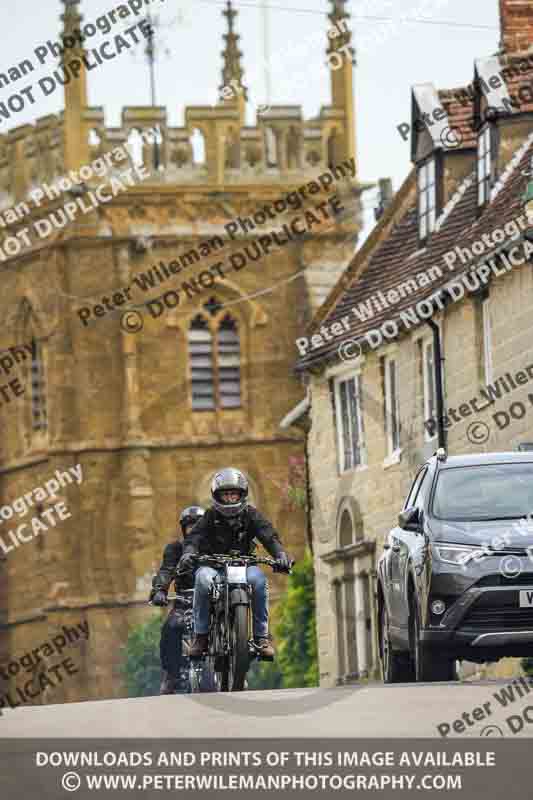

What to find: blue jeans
left=193, top=566, right=269, bottom=638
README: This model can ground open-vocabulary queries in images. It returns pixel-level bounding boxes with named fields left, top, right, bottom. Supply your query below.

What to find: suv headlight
left=434, top=543, right=486, bottom=566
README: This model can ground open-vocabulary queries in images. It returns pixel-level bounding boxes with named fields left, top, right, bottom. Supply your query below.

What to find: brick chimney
left=499, top=0, right=533, bottom=54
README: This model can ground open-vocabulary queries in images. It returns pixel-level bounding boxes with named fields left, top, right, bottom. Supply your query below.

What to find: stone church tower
left=0, top=0, right=363, bottom=703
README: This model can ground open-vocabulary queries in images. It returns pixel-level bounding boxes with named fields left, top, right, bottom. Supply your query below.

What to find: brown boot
left=159, top=671, right=177, bottom=695
left=255, top=636, right=275, bottom=658
left=189, top=633, right=208, bottom=658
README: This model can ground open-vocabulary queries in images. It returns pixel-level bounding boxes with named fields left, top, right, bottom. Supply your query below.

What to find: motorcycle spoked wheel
left=227, top=605, right=250, bottom=692
left=212, top=613, right=229, bottom=692
left=195, top=630, right=220, bottom=694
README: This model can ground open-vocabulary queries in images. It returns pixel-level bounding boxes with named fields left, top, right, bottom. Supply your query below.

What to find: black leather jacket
left=152, top=537, right=194, bottom=593
left=182, top=505, right=284, bottom=559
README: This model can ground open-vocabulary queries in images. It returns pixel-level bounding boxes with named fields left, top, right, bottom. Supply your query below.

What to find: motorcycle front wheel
left=228, top=605, right=250, bottom=691
left=212, top=613, right=229, bottom=692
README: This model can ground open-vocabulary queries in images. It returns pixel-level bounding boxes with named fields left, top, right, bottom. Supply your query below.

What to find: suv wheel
left=380, top=601, right=414, bottom=683
left=410, top=595, right=456, bottom=682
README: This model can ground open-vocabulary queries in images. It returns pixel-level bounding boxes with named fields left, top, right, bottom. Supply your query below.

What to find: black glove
left=152, top=590, right=168, bottom=607
left=178, top=552, right=197, bottom=574
left=275, top=551, right=292, bottom=572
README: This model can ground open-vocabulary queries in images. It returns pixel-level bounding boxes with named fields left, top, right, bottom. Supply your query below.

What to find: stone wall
left=308, top=252, right=533, bottom=686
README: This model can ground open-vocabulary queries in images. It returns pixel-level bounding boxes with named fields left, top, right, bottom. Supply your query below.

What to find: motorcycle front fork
left=210, top=585, right=261, bottom=659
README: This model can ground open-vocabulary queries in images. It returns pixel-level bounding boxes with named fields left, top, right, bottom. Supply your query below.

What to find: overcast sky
left=3, top=0, right=500, bottom=240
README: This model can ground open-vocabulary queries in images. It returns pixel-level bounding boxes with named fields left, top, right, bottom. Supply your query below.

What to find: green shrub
left=246, top=658, right=283, bottom=690
left=121, top=612, right=162, bottom=697
left=276, top=549, right=318, bottom=688
left=247, top=549, right=318, bottom=690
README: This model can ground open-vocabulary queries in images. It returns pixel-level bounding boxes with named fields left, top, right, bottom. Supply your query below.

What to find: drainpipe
left=426, top=319, right=446, bottom=450
left=303, top=424, right=314, bottom=555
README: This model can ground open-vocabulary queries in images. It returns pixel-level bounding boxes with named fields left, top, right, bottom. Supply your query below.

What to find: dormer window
left=417, top=157, right=437, bottom=242
left=477, top=125, right=492, bottom=206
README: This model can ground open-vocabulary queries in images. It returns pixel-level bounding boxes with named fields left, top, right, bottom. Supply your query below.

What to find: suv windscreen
left=432, top=463, right=533, bottom=521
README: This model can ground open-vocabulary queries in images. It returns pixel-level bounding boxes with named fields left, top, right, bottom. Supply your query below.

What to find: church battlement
left=0, top=0, right=357, bottom=207
left=0, top=103, right=351, bottom=209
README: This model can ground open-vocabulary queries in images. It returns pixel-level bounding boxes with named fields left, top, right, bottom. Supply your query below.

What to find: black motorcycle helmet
left=179, top=505, right=205, bottom=535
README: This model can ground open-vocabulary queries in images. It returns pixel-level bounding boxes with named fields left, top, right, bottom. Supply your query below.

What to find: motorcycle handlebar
left=148, top=590, right=194, bottom=606
left=194, top=553, right=294, bottom=573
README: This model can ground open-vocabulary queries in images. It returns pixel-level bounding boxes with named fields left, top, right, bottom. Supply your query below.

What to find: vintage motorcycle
left=188, top=552, right=293, bottom=692
left=151, top=589, right=216, bottom=694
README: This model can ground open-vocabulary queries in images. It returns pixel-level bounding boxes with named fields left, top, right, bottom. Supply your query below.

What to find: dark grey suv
left=377, top=451, right=533, bottom=682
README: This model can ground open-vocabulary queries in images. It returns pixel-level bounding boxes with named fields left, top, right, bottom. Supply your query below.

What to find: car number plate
left=519, top=590, right=533, bottom=607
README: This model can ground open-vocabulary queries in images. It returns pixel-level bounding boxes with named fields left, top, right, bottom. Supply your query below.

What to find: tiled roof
left=295, top=51, right=533, bottom=374
left=295, top=133, right=533, bottom=373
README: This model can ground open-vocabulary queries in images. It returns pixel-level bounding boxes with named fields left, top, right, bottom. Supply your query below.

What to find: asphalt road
left=2, top=680, right=533, bottom=738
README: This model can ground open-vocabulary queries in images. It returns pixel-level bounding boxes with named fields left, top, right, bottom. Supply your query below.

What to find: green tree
left=121, top=612, right=162, bottom=697
left=247, top=549, right=318, bottom=689
left=246, top=658, right=283, bottom=690
left=276, top=549, right=319, bottom=688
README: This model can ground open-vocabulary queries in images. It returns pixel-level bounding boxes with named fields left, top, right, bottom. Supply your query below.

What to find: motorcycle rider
left=178, top=468, right=292, bottom=660
left=150, top=505, right=206, bottom=695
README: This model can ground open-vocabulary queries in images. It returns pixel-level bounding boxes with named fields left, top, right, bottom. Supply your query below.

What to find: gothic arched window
left=189, top=315, right=214, bottom=410
left=217, top=315, right=241, bottom=408
left=188, top=300, right=241, bottom=411
left=17, top=299, right=48, bottom=444
left=30, top=338, right=47, bottom=432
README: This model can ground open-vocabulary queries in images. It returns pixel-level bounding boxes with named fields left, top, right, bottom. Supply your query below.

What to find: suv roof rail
left=517, top=443, right=533, bottom=452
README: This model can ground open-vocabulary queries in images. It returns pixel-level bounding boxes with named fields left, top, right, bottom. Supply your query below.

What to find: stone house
left=289, top=0, right=533, bottom=686
left=0, top=0, right=365, bottom=705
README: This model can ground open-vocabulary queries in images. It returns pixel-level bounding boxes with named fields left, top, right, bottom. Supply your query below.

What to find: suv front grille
left=476, top=574, right=533, bottom=587
left=461, top=605, right=533, bottom=631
